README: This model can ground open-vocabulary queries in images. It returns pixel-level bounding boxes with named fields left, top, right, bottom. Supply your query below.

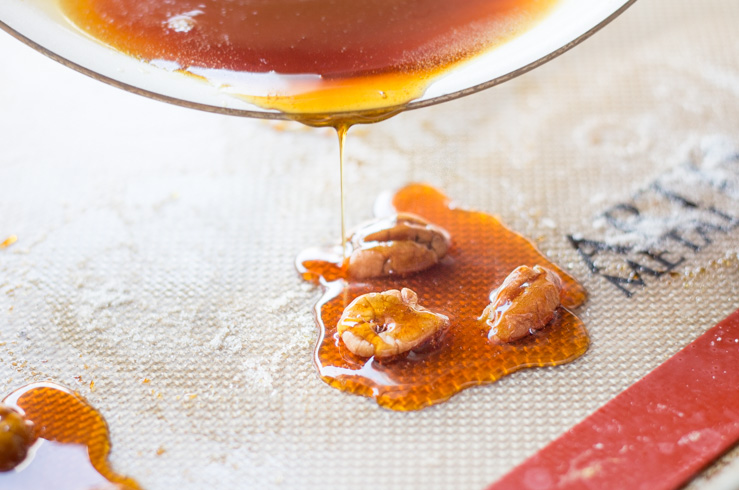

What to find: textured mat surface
left=1, top=0, right=738, bottom=488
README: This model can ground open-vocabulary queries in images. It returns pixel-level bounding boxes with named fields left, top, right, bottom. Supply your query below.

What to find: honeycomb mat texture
left=1, top=0, right=738, bottom=489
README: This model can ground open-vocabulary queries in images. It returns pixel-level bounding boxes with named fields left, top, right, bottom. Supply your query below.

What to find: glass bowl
left=0, top=0, right=636, bottom=120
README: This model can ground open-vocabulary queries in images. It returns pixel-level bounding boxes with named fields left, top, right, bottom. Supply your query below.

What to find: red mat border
left=489, top=308, right=739, bottom=490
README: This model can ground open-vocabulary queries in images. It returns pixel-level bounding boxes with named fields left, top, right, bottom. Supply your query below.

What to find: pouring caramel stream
left=337, top=124, right=349, bottom=258
left=58, top=0, right=563, bottom=266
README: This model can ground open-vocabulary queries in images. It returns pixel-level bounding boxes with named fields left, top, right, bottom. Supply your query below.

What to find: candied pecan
left=0, top=404, right=37, bottom=472
left=482, top=265, right=563, bottom=344
left=337, top=288, right=449, bottom=358
left=347, top=213, right=450, bottom=279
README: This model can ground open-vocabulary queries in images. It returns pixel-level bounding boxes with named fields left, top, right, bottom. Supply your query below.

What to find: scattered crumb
left=541, top=218, right=557, bottom=229
left=0, top=235, right=17, bottom=248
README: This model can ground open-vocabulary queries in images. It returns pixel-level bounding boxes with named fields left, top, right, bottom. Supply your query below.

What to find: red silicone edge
left=488, top=307, right=739, bottom=490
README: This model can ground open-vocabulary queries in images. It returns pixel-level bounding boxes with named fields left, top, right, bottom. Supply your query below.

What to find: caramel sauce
left=59, top=0, right=559, bottom=116
left=298, top=184, right=589, bottom=411
left=0, top=383, right=140, bottom=489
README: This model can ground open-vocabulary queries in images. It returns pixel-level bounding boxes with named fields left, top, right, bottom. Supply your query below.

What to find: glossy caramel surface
left=299, top=184, right=589, bottom=411
left=59, top=0, right=558, bottom=114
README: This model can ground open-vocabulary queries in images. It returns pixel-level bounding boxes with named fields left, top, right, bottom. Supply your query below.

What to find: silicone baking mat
left=1, top=0, right=738, bottom=488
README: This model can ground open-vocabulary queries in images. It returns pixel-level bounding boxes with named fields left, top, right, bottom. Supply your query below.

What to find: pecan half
left=347, top=213, right=450, bottom=279
left=482, top=265, right=563, bottom=344
left=337, top=288, right=449, bottom=358
left=0, top=404, right=37, bottom=472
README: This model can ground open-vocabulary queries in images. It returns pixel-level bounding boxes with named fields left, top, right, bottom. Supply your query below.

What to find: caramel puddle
left=298, top=184, right=589, bottom=411
left=0, top=383, right=140, bottom=489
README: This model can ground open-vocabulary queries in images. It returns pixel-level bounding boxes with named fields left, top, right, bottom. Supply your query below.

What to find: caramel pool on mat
left=299, top=184, right=589, bottom=411
left=0, top=383, right=140, bottom=489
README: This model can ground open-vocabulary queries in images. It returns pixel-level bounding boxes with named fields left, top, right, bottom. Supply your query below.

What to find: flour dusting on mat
left=569, top=136, right=739, bottom=297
